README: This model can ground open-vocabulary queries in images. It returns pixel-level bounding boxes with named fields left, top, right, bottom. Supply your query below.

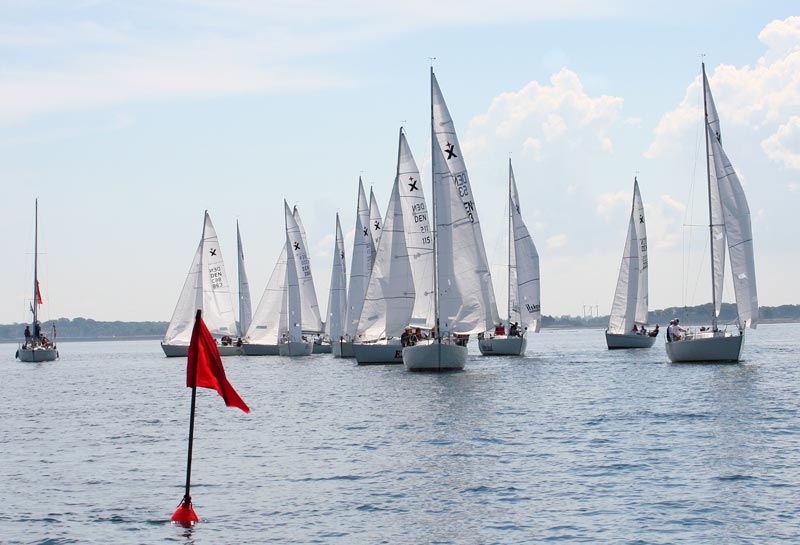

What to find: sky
left=1, top=1, right=799, bottom=324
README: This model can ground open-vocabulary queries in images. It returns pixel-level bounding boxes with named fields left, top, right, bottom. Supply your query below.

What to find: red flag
left=187, top=313, right=250, bottom=413
left=36, top=281, right=43, bottom=305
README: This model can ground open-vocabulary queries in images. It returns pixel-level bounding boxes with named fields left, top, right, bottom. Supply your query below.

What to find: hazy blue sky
left=1, top=1, right=798, bottom=324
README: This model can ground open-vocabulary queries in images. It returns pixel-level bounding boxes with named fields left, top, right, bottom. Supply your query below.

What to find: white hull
left=666, top=330, right=745, bottom=363
left=279, top=340, right=314, bottom=357
left=332, top=340, right=355, bottom=358
left=161, top=343, right=243, bottom=357
left=16, top=346, right=58, bottom=362
left=312, top=341, right=332, bottom=354
left=353, top=340, right=404, bottom=365
left=478, top=335, right=527, bottom=356
left=605, top=332, right=657, bottom=350
left=241, top=343, right=279, bottom=356
left=403, top=340, right=467, bottom=371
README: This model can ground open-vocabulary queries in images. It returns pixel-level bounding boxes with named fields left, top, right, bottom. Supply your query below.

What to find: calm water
left=1, top=324, right=798, bottom=544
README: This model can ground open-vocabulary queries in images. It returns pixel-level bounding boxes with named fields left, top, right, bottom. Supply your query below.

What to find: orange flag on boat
left=36, top=281, right=43, bottom=305
left=187, top=311, right=250, bottom=413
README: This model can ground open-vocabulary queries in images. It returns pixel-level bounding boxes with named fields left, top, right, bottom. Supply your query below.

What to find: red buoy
left=171, top=495, right=199, bottom=527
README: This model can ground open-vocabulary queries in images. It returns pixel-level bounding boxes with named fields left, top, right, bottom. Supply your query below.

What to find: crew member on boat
left=24, top=326, right=31, bottom=347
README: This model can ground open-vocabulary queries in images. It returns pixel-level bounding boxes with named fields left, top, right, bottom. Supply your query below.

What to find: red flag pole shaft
left=183, top=384, right=197, bottom=499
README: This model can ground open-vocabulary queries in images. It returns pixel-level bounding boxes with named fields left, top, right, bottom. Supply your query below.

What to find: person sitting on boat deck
left=455, top=333, right=469, bottom=346
left=494, top=323, right=505, bottom=336
left=41, top=335, right=50, bottom=346
left=24, top=325, right=31, bottom=346
left=221, top=335, right=232, bottom=346
left=236, top=337, right=243, bottom=347
left=666, top=320, right=674, bottom=342
left=632, top=324, right=639, bottom=333
left=672, top=319, right=685, bottom=340
left=648, top=324, right=660, bottom=337
left=509, top=322, right=520, bottom=337
left=401, top=328, right=411, bottom=347
left=641, top=325, right=647, bottom=335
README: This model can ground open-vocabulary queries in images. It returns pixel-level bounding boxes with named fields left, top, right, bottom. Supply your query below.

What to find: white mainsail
left=236, top=220, right=252, bottom=336
left=368, top=187, right=383, bottom=252
left=357, top=172, right=416, bottom=340
left=164, top=211, right=238, bottom=345
left=703, top=68, right=727, bottom=321
left=509, top=161, right=542, bottom=333
left=431, top=71, right=500, bottom=328
left=345, top=178, right=374, bottom=339
left=397, top=128, right=435, bottom=328
left=284, top=201, right=304, bottom=343
left=292, top=206, right=324, bottom=332
left=325, top=213, right=348, bottom=341
left=245, top=245, right=287, bottom=345
left=608, top=179, right=648, bottom=334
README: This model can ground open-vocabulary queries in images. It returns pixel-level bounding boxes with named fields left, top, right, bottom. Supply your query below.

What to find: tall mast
left=507, top=158, right=513, bottom=322
left=430, top=66, right=440, bottom=342
left=701, top=62, right=718, bottom=331
left=32, top=198, right=39, bottom=329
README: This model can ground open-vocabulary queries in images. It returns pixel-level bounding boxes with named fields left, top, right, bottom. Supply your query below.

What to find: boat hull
left=161, top=343, right=243, bottom=357
left=16, top=347, right=58, bottom=362
left=353, top=341, right=404, bottom=365
left=605, top=332, right=657, bottom=349
left=403, top=341, right=466, bottom=371
left=478, top=335, right=527, bottom=356
left=665, top=331, right=744, bottom=363
left=332, top=340, right=355, bottom=358
left=312, top=341, right=332, bottom=354
left=279, top=340, right=314, bottom=357
left=241, top=343, right=279, bottom=356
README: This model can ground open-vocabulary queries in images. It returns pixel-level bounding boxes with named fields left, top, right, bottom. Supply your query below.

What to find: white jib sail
left=704, top=68, right=727, bottom=319
left=632, top=179, right=649, bottom=326
left=163, top=237, right=203, bottom=345
left=200, top=213, right=238, bottom=338
left=607, top=180, right=646, bottom=335
left=236, top=221, right=252, bottom=336
left=357, top=175, right=416, bottom=341
left=245, top=245, right=287, bottom=344
left=709, top=128, right=759, bottom=329
left=431, top=71, right=500, bottom=328
left=397, top=128, right=435, bottom=328
left=325, top=213, right=348, bottom=341
left=292, top=206, right=324, bottom=332
left=284, top=202, right=304, bottom=343
left=509, top=161, right=541, bottom=333
left=345, top=178, right=374, bottom=338
left=368, top=187, right=383, bottom=252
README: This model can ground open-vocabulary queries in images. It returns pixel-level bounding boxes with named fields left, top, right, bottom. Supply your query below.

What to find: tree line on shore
left=0, top=304, right=797, bottom=341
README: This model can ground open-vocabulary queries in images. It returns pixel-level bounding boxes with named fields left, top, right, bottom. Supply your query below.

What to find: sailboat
left=339, top=178, right=375, bottom=358
left=162, top=211, right=241, bottom=357
left=479, top=159, right=541, bottom=356
left=292, top=206, right=328, bottom=352
left=242, top=245, right=287, bottom=355
left=402, top=69, right=500, bottom=371
left=666, top=62, right=758, bottom=363
left=368, top=187, right=383, bottom=250
left=605, top=178, right=656, bottom=349
left=353, top=132, right=417, bottom=364
left=16, top=199, right=59, bottom=362
left=279, top=200, right=314, bottom=356
left=326, top=214, right=349, bottom=357
left=236, top=221, right=252, bottom=339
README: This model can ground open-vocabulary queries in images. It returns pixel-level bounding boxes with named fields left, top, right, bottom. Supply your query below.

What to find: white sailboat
left=242, top=245, right=287, bottom=355
left=162, top=211, right=241, bottom=357
left=326, top=214, right=349, bottom=357
left=403, top=69, right=499, bottom=371
left=479, top=159, right=541, bottom=356
left=16, top=199, right=59, bottom=362
left=353, top=133, right=417, bottom=365
left=605, top=178, right=656, bottom=349
left=340, top=178, right=375, bottom=358
left=666, top=62, right=758, bottom=363
left=279, top=201, right=314, bottom=356
left=292, top=205, right=328, bottom=352
left=236, top=220, right=252, bottom=339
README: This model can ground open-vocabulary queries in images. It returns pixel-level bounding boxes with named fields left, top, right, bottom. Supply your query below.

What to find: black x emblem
left=639, top=214, right=644, bottom=224
left=445, top=142, right=457, bottom=160
left=408, top=177, right=418, bottom=191
left=293, top=241, right=300, bottom=251
left=340, top=251, right=345, bottom=259
left=209, top=248, right=217, bottom=256
left=374, top=221, right=381, bottom=231
left=362, top=227, right=368, bottom=236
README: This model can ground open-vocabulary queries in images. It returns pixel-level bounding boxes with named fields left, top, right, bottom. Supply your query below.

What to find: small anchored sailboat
left=279, top=201, right=314, bottom=356
left=16, top=199, right=58, bottom=362
left=162, top=211, right=241, bottom=357
left=666, top=62, right=758, bottom=363
left=402, top=69, right=500, bottom=371
left=605, top=178, right=656, bottom=349
left=479, top=159, right=541, bottom=356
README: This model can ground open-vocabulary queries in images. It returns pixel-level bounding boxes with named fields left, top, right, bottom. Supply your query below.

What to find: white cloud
left=546, top=233, right=568, bottom=250
left=660, top=194, right=686, bottom=212
left=595, top=191, right=629, bottom=221
left=761, top=116, right=800, bottom=170
left=789, top=182, right=798, bottom=192
left=522, top=137, right=542, bottom=160
left=646, top=16, right=800, bottom=160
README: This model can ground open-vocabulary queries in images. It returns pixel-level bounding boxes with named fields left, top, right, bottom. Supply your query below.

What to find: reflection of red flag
left=36, top=281, right=43, bottom=305
left=187, top=314, right=249, bottom=413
